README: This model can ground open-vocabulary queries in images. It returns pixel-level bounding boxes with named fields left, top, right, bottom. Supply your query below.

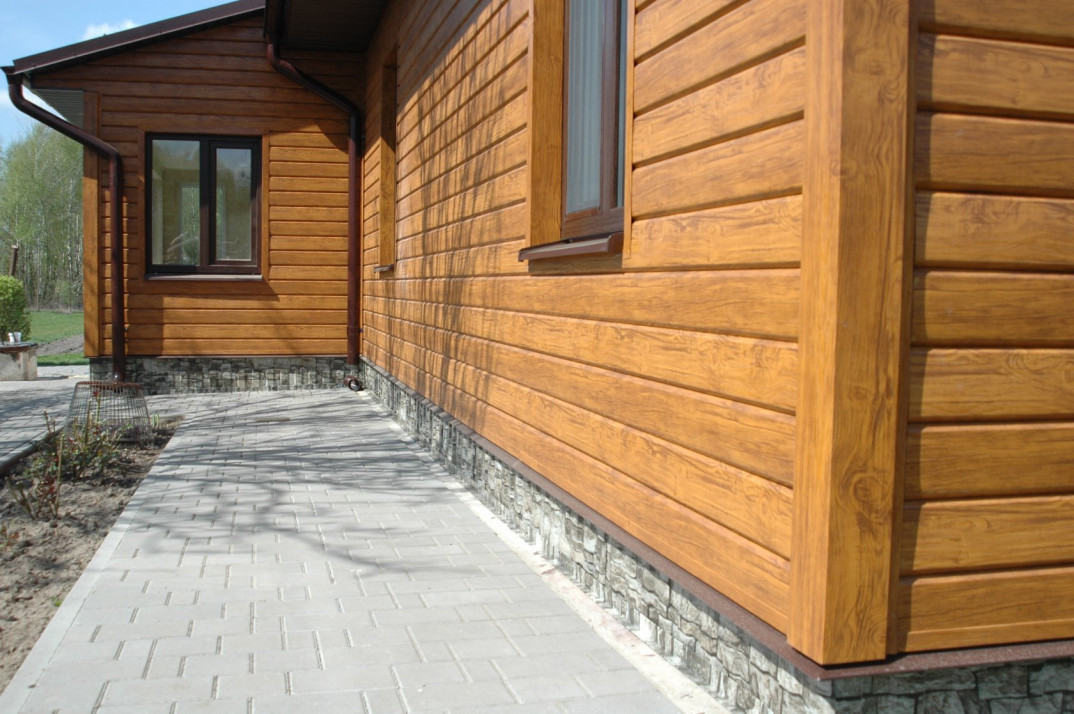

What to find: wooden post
left=789, top=0, right=915, bottom=664
left=8, top=244, right=17, bottom=275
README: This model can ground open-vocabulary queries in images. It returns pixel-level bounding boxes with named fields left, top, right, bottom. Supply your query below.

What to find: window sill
left=518, top=232, right=623, bottom=262
left=144, top=273, right=264, bottom=282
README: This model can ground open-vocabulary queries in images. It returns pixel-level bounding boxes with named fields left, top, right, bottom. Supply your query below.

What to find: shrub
left=0, top=275, right=31, bottom=339
left=6, top=411, right=119, bottom=521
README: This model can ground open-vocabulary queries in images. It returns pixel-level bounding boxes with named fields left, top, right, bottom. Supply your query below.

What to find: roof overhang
left=7, top=0, right=265, bottom=79
left=264, top=0, right=388, bottom=53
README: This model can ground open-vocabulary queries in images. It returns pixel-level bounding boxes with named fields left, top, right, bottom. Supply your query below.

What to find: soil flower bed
left=0, top=418, right=178, bottom=692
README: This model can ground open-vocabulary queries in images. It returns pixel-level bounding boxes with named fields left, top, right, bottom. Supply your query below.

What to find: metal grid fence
left=64, top=381, right=152, bottom=443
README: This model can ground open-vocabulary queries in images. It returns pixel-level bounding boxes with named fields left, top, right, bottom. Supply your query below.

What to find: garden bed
left=0, top=418, right=179, bottom=692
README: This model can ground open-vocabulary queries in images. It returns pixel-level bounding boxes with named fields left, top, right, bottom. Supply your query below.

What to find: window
left=562, top=0, right=627, bottom=240
left=147, top=135, right=261, bottom=275
left=522, top=0, right=629, bottom=262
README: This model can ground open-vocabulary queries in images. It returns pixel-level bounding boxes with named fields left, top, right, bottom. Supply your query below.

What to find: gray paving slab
left=0, top=368, right=89, bottom=467
left=0, top=389, right=724, bottom=713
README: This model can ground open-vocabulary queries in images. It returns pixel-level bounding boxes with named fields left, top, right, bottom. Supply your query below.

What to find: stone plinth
left=0, top=341, right=37, bottom=381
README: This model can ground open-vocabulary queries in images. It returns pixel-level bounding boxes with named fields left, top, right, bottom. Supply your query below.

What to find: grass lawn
left=27, top=310, right=83, bottom=343
left=27, top=310, right=89, bottom=365
left=38, top=353, right=90, bottom=366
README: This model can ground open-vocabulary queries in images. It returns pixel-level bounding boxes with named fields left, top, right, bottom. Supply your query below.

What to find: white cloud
left=0, top=86, right=53, bottom=112
left=82, top=20, right=137, bottom=41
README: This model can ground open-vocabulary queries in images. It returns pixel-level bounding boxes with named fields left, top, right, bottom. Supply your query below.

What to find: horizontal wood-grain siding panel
left=397, top=168, right=527, bottom=241
left=634, top=0, right=806, bottom=112
left=896, top=567, right=1074, bottom=651
left=907, top=422, right=1074, bottom=500
left=918, top=0, right=1074, bottom=44
left=396, top=130, right=526, bottom=222
left=368, top=297, right=798, bottom=411
left=125, top=290, right=347, bottom=307
left=397, top=49, right=527, bottom=168
left=366, top=271, right=800, bottom=340
left=372, top=316, right=796, bottom=484
left=902, top=495, right=1074, bottom=574
left=909, top=348, right=1074, bottom=421
left=634, top=0, right=738, bottom=60
left=912, top=271, right=1074, bottom=345
left=397, top=95, right=527, bottom=203
left=633, top=46, right=805, bottom=165
left=629, top=194, right=801, bottom=270
left=125, top=339, right=345, bottom=356
left=918, top=34, right=1074, bottom=117
left=633, top=121, right=804, bottom=218
left=916, top=113, right=1074, bottom=195
left=128, top=324, right=344, bottom=340
left=391, top=241, right=526, bottom=279
left=395, top=203, right=526, bottom=259
left=916, top=193, right=1074, bottom=270
left=127, top=308, right=345, bottom=325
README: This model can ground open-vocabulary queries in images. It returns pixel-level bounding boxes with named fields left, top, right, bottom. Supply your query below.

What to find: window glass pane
left=214, top=147, right=253, bottom=262
left=151, top=139, right=200, bottom=265
left=565, top=0, right=605, bottom=214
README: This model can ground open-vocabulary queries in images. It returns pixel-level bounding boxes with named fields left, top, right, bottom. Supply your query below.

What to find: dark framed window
left=562, top=0, right=627, bottom=240
left=147, top=135, right=261, bottom=275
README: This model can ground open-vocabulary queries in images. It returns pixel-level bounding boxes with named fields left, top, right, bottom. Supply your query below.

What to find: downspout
left=266, top=41, right=364, bottom=368
left=4, top=70, right=126, bottom=382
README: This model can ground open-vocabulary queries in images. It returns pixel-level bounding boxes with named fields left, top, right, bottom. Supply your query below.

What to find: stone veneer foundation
left=90, top=356, right=348, bottom=394
left=359, top=357, right=1074, bottom=714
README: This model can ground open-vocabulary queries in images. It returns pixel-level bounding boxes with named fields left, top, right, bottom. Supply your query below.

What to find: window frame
left=374, top=51, right=399, bottom=276
left=560, top=0, right=626, bottom=241
left=522, top=0, right=632, bottom=263
left=145, top=133, right=262, bottom=276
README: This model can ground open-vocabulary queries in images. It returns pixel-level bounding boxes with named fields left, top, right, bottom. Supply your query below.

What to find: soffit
left=265, top=0, right=388, bottom=53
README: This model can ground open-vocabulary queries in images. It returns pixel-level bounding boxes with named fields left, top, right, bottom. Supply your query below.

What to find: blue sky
left=1, top=0, right=234, bottom=148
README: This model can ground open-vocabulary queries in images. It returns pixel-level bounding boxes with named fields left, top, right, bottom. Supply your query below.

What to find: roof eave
left=9, top=0, right=265, bottom=78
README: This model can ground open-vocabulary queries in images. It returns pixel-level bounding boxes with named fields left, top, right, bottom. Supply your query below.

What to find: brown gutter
left=4, top=71, right=126, bottom=382
left=266, top=42, right=363, bottom=366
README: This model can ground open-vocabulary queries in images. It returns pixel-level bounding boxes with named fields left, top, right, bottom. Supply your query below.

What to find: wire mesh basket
left=65, top=381, right=152, bottom=443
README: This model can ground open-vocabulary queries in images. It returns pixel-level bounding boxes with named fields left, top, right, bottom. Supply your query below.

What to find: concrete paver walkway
left=1, top=389, right=719, bottom=713
left=0, top=366, right=91, bottom=467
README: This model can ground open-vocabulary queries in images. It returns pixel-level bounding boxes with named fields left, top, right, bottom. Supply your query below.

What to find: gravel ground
left=35, top=335, right=84, bottom=357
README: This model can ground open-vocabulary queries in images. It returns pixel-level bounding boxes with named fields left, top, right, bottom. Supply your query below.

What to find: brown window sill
left=144, top=273, right=264, bottom=282
left=518, top=232, right=623, bottom=262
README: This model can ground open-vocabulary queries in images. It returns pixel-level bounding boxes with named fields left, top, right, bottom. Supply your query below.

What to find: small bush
left=6, top=411, right=119, bottom=521
left=0, top=522, right=19, bottom=551
left=0, top=275, right=31, bottom=339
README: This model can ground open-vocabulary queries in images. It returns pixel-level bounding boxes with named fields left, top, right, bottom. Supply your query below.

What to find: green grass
left=38, top=353, right=89, bottom=366
left=27, top=310, right=88, bottom=365
left=27, top=310, right=84, bottom=343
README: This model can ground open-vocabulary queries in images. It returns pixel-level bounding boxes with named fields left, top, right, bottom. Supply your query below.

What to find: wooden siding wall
left=898, top=0, right=1074, bottom=652
left=362, top=0, right=805, bottom=634
left=33, top=17, right=361, bottom=358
